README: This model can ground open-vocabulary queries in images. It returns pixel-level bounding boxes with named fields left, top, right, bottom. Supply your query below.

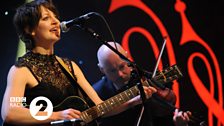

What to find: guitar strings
left=81, top=67, right=180, bottom=123
left=81, top=86, right=138, bottom=122
left=153, top=67, right=179, bottom=80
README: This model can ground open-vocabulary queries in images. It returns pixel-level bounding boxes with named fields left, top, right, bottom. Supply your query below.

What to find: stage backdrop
left=0, top=0, right=223, bottom=125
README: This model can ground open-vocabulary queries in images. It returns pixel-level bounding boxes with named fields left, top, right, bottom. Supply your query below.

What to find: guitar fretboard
left=80, top=85, right=139, bottom=123
left=80, top=64, right=182, bottom=124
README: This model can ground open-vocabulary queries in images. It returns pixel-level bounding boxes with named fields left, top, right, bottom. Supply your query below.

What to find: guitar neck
left=80, top=64, right=182, bottom=124
left=80, top=85, right=139, bottom=123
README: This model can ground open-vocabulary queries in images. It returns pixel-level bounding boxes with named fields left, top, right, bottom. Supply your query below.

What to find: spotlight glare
left=5, top=11, right=8, bottom=15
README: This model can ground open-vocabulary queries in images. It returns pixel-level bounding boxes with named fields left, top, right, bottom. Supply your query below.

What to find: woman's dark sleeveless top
left=15, top=51, right=82, bottom=106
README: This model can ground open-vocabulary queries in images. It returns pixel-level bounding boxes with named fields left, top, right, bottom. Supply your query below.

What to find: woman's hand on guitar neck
left=129, top=86, right=157, bottom=106
left=143, top=86, right=157, bottom=99
left=52, top=108, right=81, bottom=121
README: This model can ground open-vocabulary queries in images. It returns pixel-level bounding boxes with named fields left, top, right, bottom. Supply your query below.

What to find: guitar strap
left=56, top=56, right=76, bottom=80
left=55, top=56, right=95, bottom=106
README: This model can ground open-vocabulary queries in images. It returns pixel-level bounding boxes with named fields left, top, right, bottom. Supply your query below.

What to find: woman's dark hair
left=13, top=0, right=59, bottom=50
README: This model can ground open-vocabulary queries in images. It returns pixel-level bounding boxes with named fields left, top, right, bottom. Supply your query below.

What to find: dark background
left=0, top=0, right=223, bottom=125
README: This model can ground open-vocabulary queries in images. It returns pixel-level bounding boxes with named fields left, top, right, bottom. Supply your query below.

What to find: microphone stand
left=81, top=26, right=156, bottom=125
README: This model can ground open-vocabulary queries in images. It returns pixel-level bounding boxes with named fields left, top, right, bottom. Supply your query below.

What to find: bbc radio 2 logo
left=9, top=97, right=27, bottom=107
left=29, top=96, right=53, bottom=120
left=10, top=96, right=53, bottom=120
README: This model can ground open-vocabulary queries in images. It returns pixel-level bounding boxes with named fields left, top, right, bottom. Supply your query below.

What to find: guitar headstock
left=152, top=64, right=183, bottom=84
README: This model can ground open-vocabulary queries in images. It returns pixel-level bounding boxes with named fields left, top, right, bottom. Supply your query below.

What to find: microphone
left=60, top=12, right=97, bottom=32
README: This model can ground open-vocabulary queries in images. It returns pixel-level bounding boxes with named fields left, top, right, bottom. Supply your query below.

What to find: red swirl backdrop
left=109, top=0, right=223, bottom=126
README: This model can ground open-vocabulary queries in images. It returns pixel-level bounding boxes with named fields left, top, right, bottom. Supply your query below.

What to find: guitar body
left=53, top=96, right=99, bottom=126
left=54, top=96, right=90, bottom=112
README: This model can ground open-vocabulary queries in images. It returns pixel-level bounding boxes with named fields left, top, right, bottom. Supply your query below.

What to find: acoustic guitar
left=51, top=64, right=182, bottom=125
left=3, top=65, right=182, bottom=126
